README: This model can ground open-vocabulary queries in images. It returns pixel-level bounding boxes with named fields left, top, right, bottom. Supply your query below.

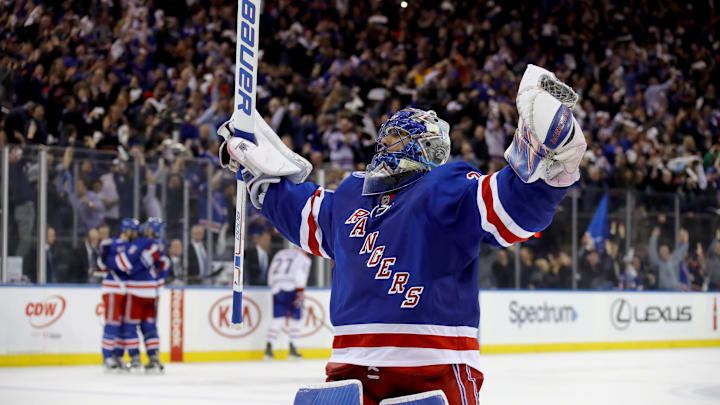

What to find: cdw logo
left=25, top=295, right=66, bottom=329
left=208, top=295, right=261, bottom=338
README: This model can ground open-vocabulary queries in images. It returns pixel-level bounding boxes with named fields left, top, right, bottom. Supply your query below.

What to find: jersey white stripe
left=311, top=189, right=330, bottom=258
left=299, top=191, right=314, bottom=254
left=330, top=347, right=481, bottom=371
left=299, top=188, right=331, bottom=259
left=475, top=175, right=511, bottom=247
left=115, top=252, right=132, bottom=271
left=466, top=364, right=480, bottom=405
left=489, top=173, right=534, bottom=239
left=334, top=323, right=478, bottom=338
left=453, top=365, right=468, bottom=405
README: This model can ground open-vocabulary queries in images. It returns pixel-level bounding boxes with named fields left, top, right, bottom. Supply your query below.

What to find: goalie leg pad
left=293, top=380, right=363, bottom=405
left=379, top=390, right=449, bottom=405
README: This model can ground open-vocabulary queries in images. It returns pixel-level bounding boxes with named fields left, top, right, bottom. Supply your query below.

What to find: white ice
left=1, top=348, right=719, bottom=405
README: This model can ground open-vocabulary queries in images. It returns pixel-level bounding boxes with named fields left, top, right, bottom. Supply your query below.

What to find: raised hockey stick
left=231, top=0, right=261, bottom=328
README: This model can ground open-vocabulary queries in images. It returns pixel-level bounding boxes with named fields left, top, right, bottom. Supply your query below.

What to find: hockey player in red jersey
left=217, top=65, right=586, bottom=404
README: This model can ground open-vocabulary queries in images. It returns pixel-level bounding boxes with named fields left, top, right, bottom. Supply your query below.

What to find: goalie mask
left=363, top=108, right=451, bottom=196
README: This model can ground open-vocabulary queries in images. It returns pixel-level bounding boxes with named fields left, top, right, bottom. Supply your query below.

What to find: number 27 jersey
left=261, top=162, right=568, bottom=371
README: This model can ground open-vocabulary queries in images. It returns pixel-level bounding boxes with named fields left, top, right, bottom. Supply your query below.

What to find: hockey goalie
left=217, top=65, right=586, bottom=405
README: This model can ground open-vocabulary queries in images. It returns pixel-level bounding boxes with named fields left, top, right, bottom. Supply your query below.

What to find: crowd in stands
left=1, top=0, right=719, bottom=290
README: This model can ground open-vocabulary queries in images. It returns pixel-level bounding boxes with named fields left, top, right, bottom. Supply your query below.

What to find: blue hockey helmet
left=363, top=108, right=451, bottom=195
left=142, top=217, right=166, bottom=238
left=120, top=218, right=140, bottom=233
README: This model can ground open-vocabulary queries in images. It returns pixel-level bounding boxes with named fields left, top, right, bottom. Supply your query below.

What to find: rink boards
left=1, top=286, right=719, bottom=366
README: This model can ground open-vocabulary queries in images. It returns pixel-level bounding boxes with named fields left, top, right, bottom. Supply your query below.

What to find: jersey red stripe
left=480, top=175, right=528, bottom=244
left=306, top=189, right=323, bottom=257
left=332, top=333, right=479, bottom=351
left=118, top=253, right=130, bottom=271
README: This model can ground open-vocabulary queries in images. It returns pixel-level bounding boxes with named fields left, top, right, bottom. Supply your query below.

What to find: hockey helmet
left=142, top=217, right=166, bottom=238
left=363, top=108, right=451, bottom=195
left=120, top=218, right=140, bottom=233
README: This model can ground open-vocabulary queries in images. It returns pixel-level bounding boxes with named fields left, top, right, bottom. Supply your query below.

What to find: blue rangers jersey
left=261, top=162, right=567, bottom=371
left=98, top=238, right=132, bottom=295
left=125, top=237, right=170, bottom=298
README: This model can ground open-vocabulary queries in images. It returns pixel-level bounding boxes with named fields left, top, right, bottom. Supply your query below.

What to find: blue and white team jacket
left=98, top=238, right=131, bottom=295
left=262, top=162, right=567, bottom=371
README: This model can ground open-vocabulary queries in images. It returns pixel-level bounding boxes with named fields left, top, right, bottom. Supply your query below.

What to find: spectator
left=244, top=222, right=272, bottom=286
left=98, top=161, right=121, bottom=231
left=24, top=104, right=48, bottom=144
left=23, top=227, right=58, bottom=283
left=477, top=245, right=498, bottom=288
left=187, top=225, right=208, bottom=285
left=518, top=247, right=536, bottom=289
left=67, top=228, right=100, bottom=283
left=9, top=146, right=35, bottom=258
left=326, top=116, right=358, bottom=170
left=703, top=231, right=720, bottom=291
left=649, top=227, right=689, bottom=290
left=167, top=239, right=183, bottom=285
left=492, top=249, right=515, bottom=288
left=68, top=178, right=105, bottom=233
left=98, top=224, right=111, bottom=242
left=546, top=252, right=572, bottom=289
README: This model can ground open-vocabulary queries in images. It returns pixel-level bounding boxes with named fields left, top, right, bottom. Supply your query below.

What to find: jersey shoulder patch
left=351, top=171, right=366, bottom=178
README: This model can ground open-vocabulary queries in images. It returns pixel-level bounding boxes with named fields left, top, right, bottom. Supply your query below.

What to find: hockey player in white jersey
left=217, top=65, right=586, bottom=404
left=264, top=246, right=312, bottom=360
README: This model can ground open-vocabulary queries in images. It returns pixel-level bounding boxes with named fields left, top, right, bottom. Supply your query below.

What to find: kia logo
left=610, top=298, right=692, bottom=331
left=208, top=295, right=261, bottom=338
left=25, top=295, right=66, bottom=329
left=281, top=295, right=327, bottom=338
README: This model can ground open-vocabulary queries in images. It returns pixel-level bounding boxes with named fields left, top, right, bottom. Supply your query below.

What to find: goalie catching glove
left=217, top=111, right=312, bottom=209
left=504, top=64, right=587, bottom=187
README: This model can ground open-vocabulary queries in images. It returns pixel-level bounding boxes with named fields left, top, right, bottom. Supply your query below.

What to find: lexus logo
left=610, top=298, right=692, bottom=330
left=610, top=299, right=632, bottom=330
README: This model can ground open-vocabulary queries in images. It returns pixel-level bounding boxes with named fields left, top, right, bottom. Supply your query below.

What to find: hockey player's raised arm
left=215, top=111, right=333, bottom=259
left=434, top=65, right=586, bottom=248
left=473, top=165, right=569, bottom=247
left=484, top=64, right=585, bottom=246
left=262, top=179, right=334, bottom=259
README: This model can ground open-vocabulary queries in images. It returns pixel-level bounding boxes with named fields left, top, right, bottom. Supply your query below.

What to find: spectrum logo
left=508, top=300, right=577, bottom=329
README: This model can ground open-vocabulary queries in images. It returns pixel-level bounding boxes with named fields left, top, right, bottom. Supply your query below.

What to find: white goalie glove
left=504, top=64, right=587, bottom=187
left=217, top=111, right=313, bottom=209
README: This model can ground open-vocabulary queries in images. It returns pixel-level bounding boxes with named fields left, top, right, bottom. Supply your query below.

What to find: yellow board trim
left=480, top=339, right=720, bottom=354
left=0, top=349, right=332, bottom=367
left=3, top=341, right=720, bottom=367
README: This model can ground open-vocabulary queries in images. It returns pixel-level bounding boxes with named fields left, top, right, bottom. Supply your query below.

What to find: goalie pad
left=505, top=64, right=587, bottom=188
left=293, top=380, right=363, bottom=405
left=217, top=110, right=312, bottom=184
left=379, top=390, right=449, bottom=405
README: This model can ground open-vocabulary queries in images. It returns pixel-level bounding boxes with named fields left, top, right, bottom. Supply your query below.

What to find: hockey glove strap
left=244, top=169, right=281, bottom=210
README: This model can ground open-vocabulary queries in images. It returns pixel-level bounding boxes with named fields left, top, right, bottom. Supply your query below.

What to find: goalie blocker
left=217, top=110, right=312, bottom=208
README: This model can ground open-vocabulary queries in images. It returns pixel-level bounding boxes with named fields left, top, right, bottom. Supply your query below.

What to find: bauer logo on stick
left=236, top=0, right=257, bottom=118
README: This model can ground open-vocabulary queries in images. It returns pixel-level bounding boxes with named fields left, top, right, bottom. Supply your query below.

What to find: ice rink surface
left=1, top=348, right=719, bottom=405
